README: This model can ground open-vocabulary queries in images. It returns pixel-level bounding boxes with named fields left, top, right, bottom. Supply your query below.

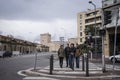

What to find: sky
left=0, top=0, right=101, bottom=43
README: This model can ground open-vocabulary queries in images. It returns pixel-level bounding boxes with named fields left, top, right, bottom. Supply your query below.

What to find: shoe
left=72, top=67, right=74, bottom=71
left=60, top=64, right=63, bottom=68
left=76, top=66, right=79, bottom=68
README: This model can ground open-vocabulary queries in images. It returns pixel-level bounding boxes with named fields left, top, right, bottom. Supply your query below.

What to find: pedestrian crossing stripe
left=23, top=77, right=60, bottom=80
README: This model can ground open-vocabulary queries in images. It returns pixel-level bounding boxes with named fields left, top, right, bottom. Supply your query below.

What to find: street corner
left=17, top=66, right=120, bottom=80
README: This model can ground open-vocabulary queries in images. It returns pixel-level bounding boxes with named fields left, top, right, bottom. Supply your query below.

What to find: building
left=68, top=38, right=78, bottom=45
left=40, top=33, right=51, bottom=45
left=102, top=0, right=120, bottom=58
left=77, top=8, right=102, bottom=44
left=40, top=33, right=61, bottom=52
left=0, top=35, right=36, bottom=54
left=48, top=41, right=60, bottom=52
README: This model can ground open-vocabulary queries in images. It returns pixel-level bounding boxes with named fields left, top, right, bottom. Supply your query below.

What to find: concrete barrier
left=12, top=51, right=20, bottom=56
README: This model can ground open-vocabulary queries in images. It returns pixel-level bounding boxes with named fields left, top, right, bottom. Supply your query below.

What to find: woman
left=58, top=45, right=65, bottom=68
left=75, top=43, right=81, bottom=68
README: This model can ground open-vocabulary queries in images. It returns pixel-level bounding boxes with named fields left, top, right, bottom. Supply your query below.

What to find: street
left=0, top=52, right=120, bottom=80
left=0, top=52, right=53, bottom=80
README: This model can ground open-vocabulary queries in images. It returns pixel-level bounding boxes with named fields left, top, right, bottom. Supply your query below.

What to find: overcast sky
left=0, top=0, right=101, bottom=43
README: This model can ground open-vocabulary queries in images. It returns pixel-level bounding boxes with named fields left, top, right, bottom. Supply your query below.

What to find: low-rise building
left=68, top=38, right=78, bottom=45
left=0, top=35, right=37, bottom=54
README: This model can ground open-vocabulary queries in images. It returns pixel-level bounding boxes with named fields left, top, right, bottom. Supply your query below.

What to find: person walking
left=69, top=43, right=76, bottom=70
left=58, top=45, right=65, bottom=68
left=64, top=43, right=70, bottom=67
left=75, top=43, right=81, bottom=68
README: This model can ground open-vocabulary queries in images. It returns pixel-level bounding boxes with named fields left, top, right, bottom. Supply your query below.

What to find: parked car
left=109, top=54, right=120, bottom=62
left=3, top=51, right=12, bottom=57
left=0, top=51, right=5, bottom=57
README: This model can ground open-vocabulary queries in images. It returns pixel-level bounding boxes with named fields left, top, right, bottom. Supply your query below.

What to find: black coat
left=65, top=47, right=70, bottom=56
left=70, top=47, right=76, bottom=54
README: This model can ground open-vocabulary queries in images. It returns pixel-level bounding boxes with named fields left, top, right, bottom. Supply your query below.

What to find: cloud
left=0, top=0, right=102, bottom=42
left=0, top=0, right=101, bottom=21
left=0, top=19, right=76, bottom=42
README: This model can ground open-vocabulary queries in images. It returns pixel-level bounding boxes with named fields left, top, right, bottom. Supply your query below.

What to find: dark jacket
left=70, top=47, right=76, bottom=55
left=65, top=46, right=70, bottom=56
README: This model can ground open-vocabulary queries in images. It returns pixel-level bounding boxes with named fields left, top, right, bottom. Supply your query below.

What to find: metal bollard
left=82, top=55, right=85, bottom=71
left=50, top=54, right=54, bottom=74
left=86, top=53, right=89, bottom=77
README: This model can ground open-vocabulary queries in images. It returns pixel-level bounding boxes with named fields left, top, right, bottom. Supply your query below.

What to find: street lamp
left=89, top=1, right=97, bottom=58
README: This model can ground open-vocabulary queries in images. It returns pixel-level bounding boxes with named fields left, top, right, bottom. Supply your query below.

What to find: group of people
left=58, top=43, right=81, bottom=70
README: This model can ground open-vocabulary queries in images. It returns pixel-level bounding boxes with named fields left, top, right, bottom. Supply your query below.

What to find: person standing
left=58, top=45, right=65, bottom=68
left=69, top=43, right=76, bottom=70
left=64, top=44, right=70, bottom=67
left=75, top=43, right=81, bottom=68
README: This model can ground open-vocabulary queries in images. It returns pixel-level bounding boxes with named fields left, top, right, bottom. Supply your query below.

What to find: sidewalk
left=19, top=59, right=120, bottom=80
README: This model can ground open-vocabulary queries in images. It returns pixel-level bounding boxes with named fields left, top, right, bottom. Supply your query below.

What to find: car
left=3, top=51, right=12, bottom=58
left=109, top=54, right=120, bottom=62
left=0, top=51, right=5, bottom=57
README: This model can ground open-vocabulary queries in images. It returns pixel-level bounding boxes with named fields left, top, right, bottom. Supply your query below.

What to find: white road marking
left=17, top=70, right=27, bottom=77
left=23, top=77, right=60, bottom=80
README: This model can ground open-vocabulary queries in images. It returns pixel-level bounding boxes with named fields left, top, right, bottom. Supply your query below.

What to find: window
left=80, top=38, right=82, bottom=42
left=80, top=15, right=82, bottom=19
left=80, top=32, right=82, bottom=36
left=80, top=20, right=82, bottom=23
left=80, top=26, right=82, bottom=31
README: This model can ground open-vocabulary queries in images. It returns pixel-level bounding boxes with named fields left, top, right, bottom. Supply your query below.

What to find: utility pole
left=112, top=8, right=119, bottom=76
left=89, top=1, right=97, bottom=58
left=101, top=0, right=106, bottom=73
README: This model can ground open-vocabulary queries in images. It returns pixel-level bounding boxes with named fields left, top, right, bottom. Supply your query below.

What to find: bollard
left=50, top=54, right=54, bottom=74
left=82, top=55, right=85, bottom=71
left=86, top=53, right=89, bottom=77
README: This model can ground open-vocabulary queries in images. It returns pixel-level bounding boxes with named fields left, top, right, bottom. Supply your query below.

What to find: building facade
left=77, top=8, right=102, bottom=44
left=68, top=38, right=78, bottom=45
left=102, top=0, right=120, bottom=58
left=40, top=33, right=79, bottom=52
left=40, top=33, right=61, bottom=52
left=40, top=33, right=51, bottom=46
left=0, top=35, right=36, bottom=54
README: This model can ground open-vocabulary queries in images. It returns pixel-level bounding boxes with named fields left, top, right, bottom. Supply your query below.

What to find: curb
left=18, top=68, right=120, bottom=79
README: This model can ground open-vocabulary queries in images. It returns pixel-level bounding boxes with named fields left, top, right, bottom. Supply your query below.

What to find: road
left=0, top=52, right=54, bottom=80
left=0, top=52, right=120, bottom=80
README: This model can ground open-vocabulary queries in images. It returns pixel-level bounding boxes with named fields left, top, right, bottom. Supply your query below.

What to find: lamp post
left=89, top=1, right=97, bottom=58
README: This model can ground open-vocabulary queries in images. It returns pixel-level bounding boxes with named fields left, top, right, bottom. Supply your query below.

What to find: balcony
left=85, top=13, right=101, bottom=20
left=85, top=20, right=102, bottom=26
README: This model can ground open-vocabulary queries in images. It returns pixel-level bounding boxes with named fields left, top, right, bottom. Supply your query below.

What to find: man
left=69, top=43, right=76, bottom=70
left=64, top=44, right=70, bottom=67
left=75, top=43, right=81, bottom=68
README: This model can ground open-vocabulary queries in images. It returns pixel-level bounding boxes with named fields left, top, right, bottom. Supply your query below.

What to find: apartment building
left=102, top=0, right=120, bottom=58
left=77, top=8, right=102, bottom=44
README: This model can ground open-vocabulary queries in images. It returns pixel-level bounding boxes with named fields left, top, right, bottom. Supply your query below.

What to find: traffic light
left=104, top=11, right=112, bottom=25
left=99, top=29, right=106, bottom=36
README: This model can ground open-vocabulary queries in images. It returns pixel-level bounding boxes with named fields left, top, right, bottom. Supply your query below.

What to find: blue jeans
left=76, top=56, right=80, bottom=68
left=66, top=55, right=69, bottom=67
left=69, top=54, right=74, bottom=70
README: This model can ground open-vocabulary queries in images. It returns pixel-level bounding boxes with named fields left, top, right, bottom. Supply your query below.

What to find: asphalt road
left=0, top=52, right=53, bottom=80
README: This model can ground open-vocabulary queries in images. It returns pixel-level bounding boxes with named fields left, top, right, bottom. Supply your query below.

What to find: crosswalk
left=23, top=77, right=60, bottom=80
